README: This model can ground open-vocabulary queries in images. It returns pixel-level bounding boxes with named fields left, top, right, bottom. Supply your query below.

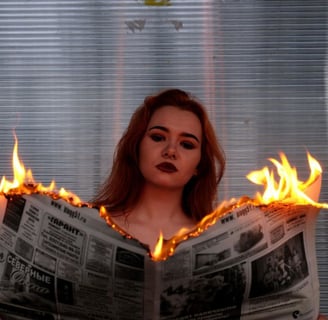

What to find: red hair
left=92, top=88, right=225, bottom=221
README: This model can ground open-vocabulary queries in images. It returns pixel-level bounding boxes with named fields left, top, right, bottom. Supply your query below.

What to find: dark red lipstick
left=156, top=162, right=177, bottom=173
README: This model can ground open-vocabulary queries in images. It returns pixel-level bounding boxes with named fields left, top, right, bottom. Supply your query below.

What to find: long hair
left=92, top=88, right=225, bottom=222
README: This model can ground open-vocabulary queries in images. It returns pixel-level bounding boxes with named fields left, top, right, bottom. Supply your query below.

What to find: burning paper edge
left=0, top=134, right=325, bottom=261
left=149, top=173, right=324, bottom=261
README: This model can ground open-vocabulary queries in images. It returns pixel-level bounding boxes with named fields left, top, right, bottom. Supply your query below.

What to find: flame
left=0, top=133, right=84, bottom=206
left=150, top=197, right=251, bottom=261
left=1, top=135, right=327, bottom=261
left=246, top=152, right=325, bottom=207
left=150, top=152, right=327, bottom=261
left=151, top=232, right=164, bottom=259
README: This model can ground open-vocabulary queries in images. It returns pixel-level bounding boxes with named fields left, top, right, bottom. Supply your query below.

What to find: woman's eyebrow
left=148, top=125, right=200, bottom=143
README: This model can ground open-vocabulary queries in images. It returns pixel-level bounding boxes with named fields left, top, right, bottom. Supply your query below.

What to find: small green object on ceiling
left=144, top=0, right=171, bottom=6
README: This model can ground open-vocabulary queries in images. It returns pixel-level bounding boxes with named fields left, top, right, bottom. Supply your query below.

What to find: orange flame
left=0, top=133, right=84, bottom=206
left=246, top=152, right=325, bottom=207
left=152, top=232, right=164, bottom=260
left=1, top=135, right=327, bottom=261
left=150, top=152, right=327, bottom=261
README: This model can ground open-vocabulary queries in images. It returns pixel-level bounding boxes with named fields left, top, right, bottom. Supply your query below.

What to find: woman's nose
left=162, top=143, right=177, bottom=160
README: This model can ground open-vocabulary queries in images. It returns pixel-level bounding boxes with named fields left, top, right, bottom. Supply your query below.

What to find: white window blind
left=0, top=0, right=327, bottom=313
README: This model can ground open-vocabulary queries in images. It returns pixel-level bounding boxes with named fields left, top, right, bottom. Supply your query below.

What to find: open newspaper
left=0, top=179, right=322, bottom=320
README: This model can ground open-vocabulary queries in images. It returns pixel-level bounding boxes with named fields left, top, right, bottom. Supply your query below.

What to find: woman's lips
left=156, top=162, right=177, bottom=173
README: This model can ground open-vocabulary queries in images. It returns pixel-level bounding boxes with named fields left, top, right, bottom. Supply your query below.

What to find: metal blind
left=0, top=0, right=327, bottom=313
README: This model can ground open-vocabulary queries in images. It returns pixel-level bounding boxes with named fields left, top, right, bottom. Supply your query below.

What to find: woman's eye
left=150, top=134, right=164, bottom=142
left=181, top=141, right=195, bottom=150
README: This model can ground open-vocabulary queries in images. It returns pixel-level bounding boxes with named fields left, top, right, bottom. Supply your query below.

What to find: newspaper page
left=155, top=173, right=322, bottom=320
left=157, top=202, right=320, bottom=320
left=0, top=193, right=150, bottom=320
left=0, top=190, right=322, bottom=320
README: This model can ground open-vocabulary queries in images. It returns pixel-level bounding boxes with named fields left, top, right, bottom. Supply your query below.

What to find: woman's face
left=139, top=106, right=202, bottom=191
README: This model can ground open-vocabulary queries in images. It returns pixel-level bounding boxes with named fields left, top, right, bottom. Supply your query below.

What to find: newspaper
left=0, top=182, right=322, bottom=320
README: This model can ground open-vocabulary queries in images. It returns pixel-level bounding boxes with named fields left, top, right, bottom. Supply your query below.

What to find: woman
left=92, top=88, right=225, bottom=251
left=93, top=88, right=327, bottom=319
